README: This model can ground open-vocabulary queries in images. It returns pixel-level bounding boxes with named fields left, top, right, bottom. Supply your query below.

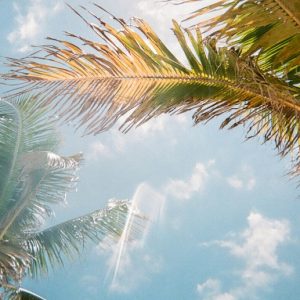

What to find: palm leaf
left=8, top=288, right=46, bottom=300
left=0, top=98, right=57, bottom=219
left=0, top=97, right=144, bottom=295
left=2, top=4, right=300, bottom=163
left=3, top=150, right=83, bottom=239
left=0, top=98, right=83, bottom=240
left=0, top=98, right=83, bottom=290
left=170, top=0, right=300, bottom=74
left=21, top=200, right=144, bottom=277
left=0, top=242, right=31, bottom=287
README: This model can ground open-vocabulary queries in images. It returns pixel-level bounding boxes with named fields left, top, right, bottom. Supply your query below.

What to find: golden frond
left=1, top=4, right=300, bottom=160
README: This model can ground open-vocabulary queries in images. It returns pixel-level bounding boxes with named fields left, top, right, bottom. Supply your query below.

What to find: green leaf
left=22, top=200, right=144, bottom=277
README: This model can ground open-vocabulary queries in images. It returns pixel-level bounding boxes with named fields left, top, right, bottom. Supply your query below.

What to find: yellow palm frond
left=2, top=4, right=300, bottom=160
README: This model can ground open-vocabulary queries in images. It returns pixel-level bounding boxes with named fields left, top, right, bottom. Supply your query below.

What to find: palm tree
left=2, top=1, right=299, bottom=172
left=0, top=97, right=142, bottom=299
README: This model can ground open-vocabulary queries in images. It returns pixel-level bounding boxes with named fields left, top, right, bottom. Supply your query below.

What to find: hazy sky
left=1, top=1, right=300, bottom=299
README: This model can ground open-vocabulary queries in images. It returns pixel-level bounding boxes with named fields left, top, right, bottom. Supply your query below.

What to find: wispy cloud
left=226, top=164, right=256, bottom=191
left=164, top=161, right=212, bottom=200
left=87, top=141, right=112, bottom=160
left=198, top=212, right=292, bottom=300
left=87, top=114, right=188, bottom=159
left=136, top=0, right=199, bottom=36
left=197, top=279, right=236, bottom=300
left=8, top=0, right=63, bottom=52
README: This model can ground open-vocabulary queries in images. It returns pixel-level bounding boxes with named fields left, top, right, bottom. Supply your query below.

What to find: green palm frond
left=7, top=288, right=45, bottom=300
left=0, top=98, right=57, bottom=218
left=15, top=289, right=45, bottom=300
left=2, top=4, right=300, bottom=162
left=0, top=97, right=144, bottom=295
left=170, top=0, right=300, bottom=74
left=0, top=98, right=82, bottom=240
left=0, top=97, right=84, bottom=292
left=4, top=150, right=83, bottom=239
left=22, top=200, right=144, bottom=277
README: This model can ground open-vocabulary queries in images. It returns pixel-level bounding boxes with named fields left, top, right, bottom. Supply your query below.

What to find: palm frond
left=0, top=98, right=58, bottom=214
left=0, top=97, right=82, bottom=239
left=0, top=98, right=84, bottom=292
left=21, top=200, right=144, bottom=277
left=0, top=151, right=82, bottom=241
left=16, top=289, right=45, bottom=300
left=170, top=0, right=300, bottom=74
left=0, top=241, right=31, bottom=288
left=0, top=99, right=56, bottom=219
left=2, top=4, right=300, bottom=164
left=0, top=98, right=58, bottom=238
left=7, top=288, right=45, bottom=300
left=21, top=151, right=82, bottom=171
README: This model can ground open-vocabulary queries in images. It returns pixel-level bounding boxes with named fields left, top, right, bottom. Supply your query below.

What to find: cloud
left=222, top=212, right=292, bottom=275
left=110, top=115, right=172, bottom=153
left=197, top=279, right=237, bottom=300
left=136, top=0, right=199, bottom=35
left=8, top=0, right=63, bottom=52
left=227, top=176, right=243, bottom=190
left=198, top=212, right=292, bottom=300
left=87, top=141, right=112, bottom=160
left=226, top=164, right=256, bottom=191
left=86, top=114, right=187, bottom=157
left=164, top=161, right=212, bottom=200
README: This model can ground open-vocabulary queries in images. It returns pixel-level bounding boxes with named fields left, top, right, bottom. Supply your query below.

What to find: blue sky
left=1, top=1, right=300, bottom=299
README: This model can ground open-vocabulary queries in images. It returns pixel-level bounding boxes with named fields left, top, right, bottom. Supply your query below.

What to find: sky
left=1, top=1, right=300, bottom=299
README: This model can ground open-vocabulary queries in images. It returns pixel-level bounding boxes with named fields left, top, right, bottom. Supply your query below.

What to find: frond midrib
left=0, top=100, right=22, bottom=208
left=16, top=74, right=300, bottom=114
left=273, top=0, right=300, bottom=28
left=0, top=173, right=45, bottom=240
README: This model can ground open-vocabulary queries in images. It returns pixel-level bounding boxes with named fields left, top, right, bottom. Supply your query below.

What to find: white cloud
left=197, top=278, right=221, bottom=298
left=222, top=212, right=291, bottom=274
left=87, top=114, right=188, bottom=157
left=87, top=141, right=112, bottom=160
left=227, top=176, right=243, bottom=190
left=8, top=0, right=63, bottom=52
left=197, top=278, right=236, bottom=300
left=164, top=162, right=210, bottom=200
left=198, top=212, right=292, bottom=300
left=110, top=116, right=171, bottom=152
left=246, top=178, right=256, bottom=190
left=136, top=0, right=199, bottom=35
left=226, top=164, right=256, bottom=191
